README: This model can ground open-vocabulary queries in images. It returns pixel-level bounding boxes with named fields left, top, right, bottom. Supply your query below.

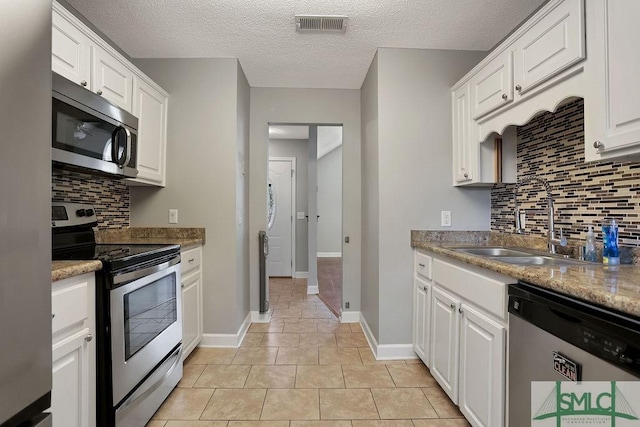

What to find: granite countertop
left=52, top=260, right=103, bottom=282
left=52, top=227, right=206, bottom=282
left=411, top=230, right=640, bottom=318
left=96, top=227, right=206, bottom=247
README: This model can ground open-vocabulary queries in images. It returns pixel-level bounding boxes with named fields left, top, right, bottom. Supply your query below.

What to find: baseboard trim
left=199, top=312, right=251, bottom=348
left=251, top=310, right=272, bottom=323
left=317, top=252, right=342, bottom=258
left=340, top=310, right=360, bottom=323
left=294, top=271, right=308, bottom=279
left=359, top=313, right=418, bottom=360
left=307, top=285, right=319, bottom=295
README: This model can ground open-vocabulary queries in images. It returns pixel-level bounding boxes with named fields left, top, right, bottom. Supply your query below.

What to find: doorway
left=267, top=124, right=343, bottom=315
left=267, top=158, right=295, bottom=277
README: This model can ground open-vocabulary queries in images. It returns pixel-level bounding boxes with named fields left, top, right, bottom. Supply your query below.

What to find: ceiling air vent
left=295, top=15, right=348, bottom=32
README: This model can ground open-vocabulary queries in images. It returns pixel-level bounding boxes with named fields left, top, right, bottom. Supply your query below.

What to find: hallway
left=148, top=277, right=469, bottom=426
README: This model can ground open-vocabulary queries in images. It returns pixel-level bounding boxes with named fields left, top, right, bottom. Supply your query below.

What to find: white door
left=459, top=304, right=506, bottom=427
left=430, top=286, right=460, bottom=404
left=52, top=328, right=90, bottom=427
left=413, top=276, right=431, bottom=366
left=268, top=159, right=294, bottom=277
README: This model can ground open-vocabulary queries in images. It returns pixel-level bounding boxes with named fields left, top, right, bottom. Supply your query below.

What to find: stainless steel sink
left=452, top=247, right=533, bottom=257
left=445, top=245, right=589, bottom=266
left=494, top=256, right=586, bottom=266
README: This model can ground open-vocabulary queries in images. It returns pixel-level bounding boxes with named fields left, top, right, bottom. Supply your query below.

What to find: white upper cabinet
left=512, top=0, right=585, bottom=96
left=51, top=1, right=169, bottom=186
left=92, top=46, right=134, bottom=111
left=52, top=7, right=91, bottom=87
left=131, top=77, right=168, bottom=186
left=471, top=52, right=513, bottom=120
left=452, top=84, right=473, bottom=184
left=584, top=0, right=640, bottom=162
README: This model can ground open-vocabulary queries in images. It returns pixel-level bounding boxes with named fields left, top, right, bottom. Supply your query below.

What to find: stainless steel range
left=52, top=202, right=182, bottom=427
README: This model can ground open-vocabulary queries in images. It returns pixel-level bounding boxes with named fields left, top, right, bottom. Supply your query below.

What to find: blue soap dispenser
left=602, top=219, right=620, bottom=265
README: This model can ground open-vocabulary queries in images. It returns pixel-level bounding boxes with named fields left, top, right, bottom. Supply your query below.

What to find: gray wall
left=269, top=138, right=309, bottom=273
left=130, top=58, right=251, bottom=335
left=250, top=88, right=361, bottom=313
left=317, top=145, right=343, bottom=254
left=360, top=52, right=380, bottom=339
left=362, top=48, right=491, bottom=345
left=235, top=63, right=251, bottom=330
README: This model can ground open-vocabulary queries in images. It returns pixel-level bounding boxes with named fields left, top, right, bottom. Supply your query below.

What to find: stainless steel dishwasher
left=508, top=281, right=640, bottom=426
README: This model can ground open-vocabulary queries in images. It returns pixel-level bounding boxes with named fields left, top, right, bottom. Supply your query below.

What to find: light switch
left=169, top=209, right=178, bottom=224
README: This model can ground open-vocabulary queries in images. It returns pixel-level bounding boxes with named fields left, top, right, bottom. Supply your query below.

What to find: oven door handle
left=116, top=345, right=182, bottom=414
left=112, top=256, right=180, bottom=285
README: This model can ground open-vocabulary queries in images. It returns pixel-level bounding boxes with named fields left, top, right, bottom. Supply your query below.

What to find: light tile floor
left=148, top=278, right=470, bottom=427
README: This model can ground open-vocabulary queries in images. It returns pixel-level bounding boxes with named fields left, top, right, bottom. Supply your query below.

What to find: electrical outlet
left=169, top=209, right=178, bottom=224
left=441, top=210, right=452, bottom=227
left=345, top=302, right=350, bottom=309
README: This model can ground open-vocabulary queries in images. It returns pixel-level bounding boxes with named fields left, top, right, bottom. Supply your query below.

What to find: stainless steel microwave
left=52, top=72, right=138, bottom=178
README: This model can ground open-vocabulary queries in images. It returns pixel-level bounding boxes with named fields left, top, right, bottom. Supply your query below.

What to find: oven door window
left=123, top=273, right=177, bottom=360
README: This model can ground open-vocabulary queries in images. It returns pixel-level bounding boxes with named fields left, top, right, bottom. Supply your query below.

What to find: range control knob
left=85, top=209, right=94, bottom=217
left=76, top=209, right=86, bottom=217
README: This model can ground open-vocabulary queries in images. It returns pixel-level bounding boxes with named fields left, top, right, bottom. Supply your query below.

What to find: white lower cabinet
left=413, top=276, right=431, bottom=364
left=459, top=304, right=506, bottom=427
left=413, top=251, right=509, bottom=427
left=181, top=246, right=203, bottom=359
left=430, top=287, right=461, bottom=403
left=51, top=273, right=96, bottom=427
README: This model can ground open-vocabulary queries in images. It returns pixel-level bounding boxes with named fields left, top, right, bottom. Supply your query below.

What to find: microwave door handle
left=123, top=126, right=132, bottom=168
left=111, top=127, right=120, bottom=165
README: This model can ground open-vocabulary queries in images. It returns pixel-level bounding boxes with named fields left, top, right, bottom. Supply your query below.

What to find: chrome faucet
left=513, top=176, right=567, bottom=254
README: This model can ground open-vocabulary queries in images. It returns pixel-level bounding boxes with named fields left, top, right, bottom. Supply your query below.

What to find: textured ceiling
left=65, top=0, right=546, bottom=89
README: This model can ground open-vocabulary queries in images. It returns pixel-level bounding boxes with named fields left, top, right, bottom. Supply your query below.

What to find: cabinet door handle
left=458, top=308, right=463, bottom=314
left=418, top=263, right=425, bottom=268
left=52, top=313, right=55, bottom=319
left=594, top=141, right=604, bottom=149
left=423, top=286, right=428, bottom=291
left=181, top=283, right=185, bottom=288
left=188, top=258, right=195, bottom=263
left=501, top=93, right=508, bottom=100
left=96, top=89, right=103, bottom=95
left=81, top=80, right=87, bottom=87
left=463, top=173, right=469, bottom=178
left=515, top=84, right=522, bottom=92
left=85, top=334, right=93, bottom=342
left=450, top=303, right=456, bottom=309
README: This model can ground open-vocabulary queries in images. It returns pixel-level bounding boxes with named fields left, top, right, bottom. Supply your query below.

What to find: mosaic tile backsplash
left=491, top=99, right=640, bottom=245
left=52, top=167, right=130, bottom=229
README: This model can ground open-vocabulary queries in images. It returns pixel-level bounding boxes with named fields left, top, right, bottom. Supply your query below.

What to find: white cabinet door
left=452, top=84, right=473, bottom=185
left=585, top=0, right=640, bottom=161
left=52, top=328, right=91, bottom=427
left=413, top=276, right=431, bottom=366
left=430, top=287, right=460, bottom=403
left=459, top=304, right=506, bottom=427
left=92, top=46, right=134, bottom=111
left=513, top=0, right=585, bottom=96
left=52, top=8, right=91, bottom=87
left=131, top=77, right=168, bottom=186
left=181, top=271, right=202, bottom=359
left=471, top=52, right=513, bottom=120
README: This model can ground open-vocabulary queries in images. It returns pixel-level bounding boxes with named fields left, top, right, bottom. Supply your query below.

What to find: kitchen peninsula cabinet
left=51, top=272, right=96, bottom=427
left=181, top=246, right=203, bottom=360
left=413, top=250, right=432, bottom=364
left=51, top=1, right=168, bottom=186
